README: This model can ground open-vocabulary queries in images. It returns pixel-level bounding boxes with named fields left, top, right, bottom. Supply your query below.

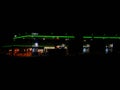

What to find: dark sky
left=0, top=3, right=120, bottom=46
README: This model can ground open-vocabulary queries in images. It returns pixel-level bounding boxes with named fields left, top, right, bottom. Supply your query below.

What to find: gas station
left=2, top=33, right=75, bottom=57
left=1, top=33, right=120, bottom=57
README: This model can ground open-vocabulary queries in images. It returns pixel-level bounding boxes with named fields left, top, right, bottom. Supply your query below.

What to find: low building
left=1, top=33, right=120, bottom=57
left=2, top=33, right=75, bottom=57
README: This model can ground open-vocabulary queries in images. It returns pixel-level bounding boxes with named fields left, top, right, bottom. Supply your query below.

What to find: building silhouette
left=1, top=33, right=120, bottom=57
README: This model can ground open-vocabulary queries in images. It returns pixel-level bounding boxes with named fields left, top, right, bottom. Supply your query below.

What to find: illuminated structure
left=1, top=33, right=120, bottom=57
left=3, top=33, right=75, bottom=57
left=83, top=35, right=120, bottom=54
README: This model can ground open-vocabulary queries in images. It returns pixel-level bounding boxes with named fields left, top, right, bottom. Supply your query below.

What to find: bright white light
left=105, top=48, right=109, bottom=54
left=105, top=44, right=113, bottom=54
left=44, top=47, right=55, bottom=49
left=32, top=48, right=35, bottom=52
left=61, top=44, right=65, bottom=47
left=14, top=35, right=17, bottom=37
left=43, top=38, right=45, bottom=40
left=110, top=44, right=113, bottom=47
left=35, top=42, right=39, bottom=47
left=32, top=33, right=38, bottom=35
left=29, top=48, right=32, bottom=51
left=83, top=48, right=87, bottom=53
left=56, top=45, right=60, bottom=49
left=86, top=44, right=90, bottom=47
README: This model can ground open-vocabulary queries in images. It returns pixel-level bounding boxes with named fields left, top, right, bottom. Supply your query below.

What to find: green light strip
left=13, top=35, right=75, bottom=39
left=12, top=35, right=120, bottom=40
left=83, top=36, right=120, bottom=39
left=83, top=36, right=92, bottom=38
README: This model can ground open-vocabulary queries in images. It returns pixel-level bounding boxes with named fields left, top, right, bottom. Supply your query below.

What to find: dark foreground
left=1, top=54, right=120, bottom=75
left=0, top=54, right=120, bottom=65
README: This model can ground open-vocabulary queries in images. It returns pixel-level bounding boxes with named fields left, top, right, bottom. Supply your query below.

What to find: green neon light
left=13, top=35, right=75, bottom=39
left=12, top=34, right=120, bottom=40
left=83, top=36, right=92, bottom=38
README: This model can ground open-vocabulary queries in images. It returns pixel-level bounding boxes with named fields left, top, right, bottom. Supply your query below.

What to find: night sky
left=0, top=3, right=119, bottom=46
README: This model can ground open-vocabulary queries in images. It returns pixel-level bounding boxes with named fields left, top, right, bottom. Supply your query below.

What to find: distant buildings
left=1, top=33, right=120, bottom=57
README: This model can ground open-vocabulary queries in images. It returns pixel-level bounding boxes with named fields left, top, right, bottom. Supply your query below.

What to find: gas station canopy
left=13, top=35, right=75, bottom=40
